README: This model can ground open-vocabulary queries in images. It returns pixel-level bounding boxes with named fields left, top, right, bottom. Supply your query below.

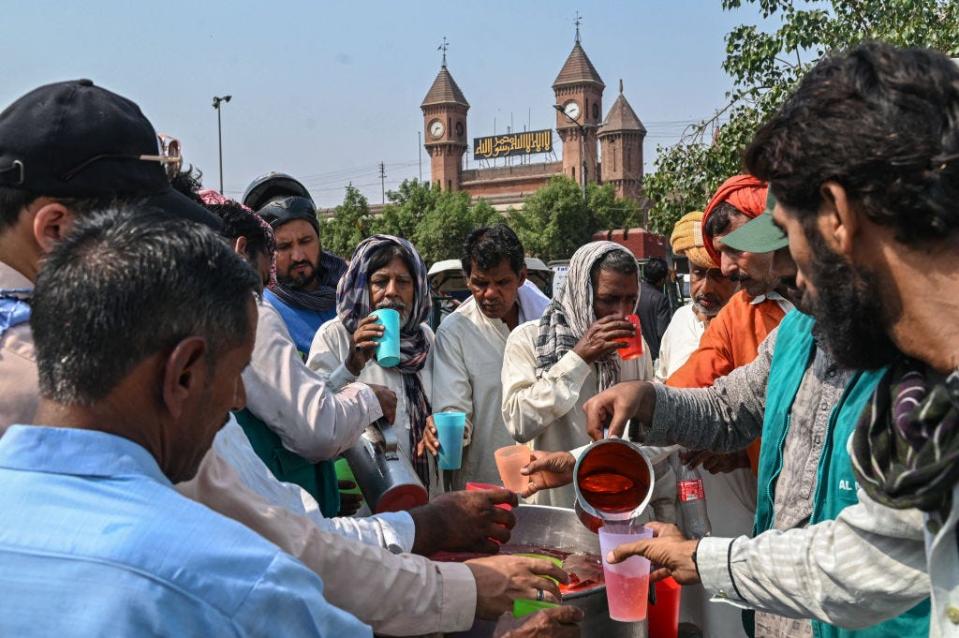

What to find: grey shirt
left=642, top=328, right=852, bottom=638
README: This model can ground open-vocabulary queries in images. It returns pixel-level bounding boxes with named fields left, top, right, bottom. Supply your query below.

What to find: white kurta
left=655, top=303, right=707, bottom=383
left=214, top=415, right=416, bottom=552
left=501, top=320, right=654, bottom=507
left=657, top=302, right=754, bottom=638
left=431, top=285, right=549, bottom=491
left=306, top=318, right=439, bottom=496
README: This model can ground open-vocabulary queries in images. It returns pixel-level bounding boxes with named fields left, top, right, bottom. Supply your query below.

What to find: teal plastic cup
left=370, top=308, right=400, bottom=368
left=434, top=411, right=466, bottom=470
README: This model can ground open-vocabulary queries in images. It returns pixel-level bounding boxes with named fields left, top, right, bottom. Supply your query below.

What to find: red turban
left=701, top=174, right=768, bottom=266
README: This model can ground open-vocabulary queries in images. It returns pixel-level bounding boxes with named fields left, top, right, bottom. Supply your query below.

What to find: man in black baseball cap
left=0, top=79, right=222, bottom=427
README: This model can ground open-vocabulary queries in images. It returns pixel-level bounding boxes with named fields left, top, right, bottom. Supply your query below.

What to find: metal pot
left=573, top=438, right=655, bottom=533
left=447, top=505, right=646, bottom=637
left=342, top=418, right=428, bottom=513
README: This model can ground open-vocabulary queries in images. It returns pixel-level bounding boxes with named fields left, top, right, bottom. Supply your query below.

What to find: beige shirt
left=501, top=319, right=654, bottom=507
left=0, top=262, right=477, bottom=636
left=0, top=262, right=37, bottom=432
left=432, top=297, right=522, bottom=490
left=307, top=317, right=439, bottom=494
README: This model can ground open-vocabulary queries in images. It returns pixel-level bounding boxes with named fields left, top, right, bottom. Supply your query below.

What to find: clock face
left=429, top=120, right=445, bottom=139
left=563, top=100, right=581, bottom=120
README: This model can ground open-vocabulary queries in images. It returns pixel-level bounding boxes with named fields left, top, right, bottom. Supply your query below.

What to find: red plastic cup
left=648, top=577, right=681, bottom=638
left=618, top=314, right=644, bottom=360
left=465, top=481, right=513, bottom=546
left=465, top=482, right=513, bottom=511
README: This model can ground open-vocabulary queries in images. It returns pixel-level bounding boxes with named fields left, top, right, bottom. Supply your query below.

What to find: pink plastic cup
left=494, top=444, right=532, bottom=493
left=599, top=522, right=654, bottom=622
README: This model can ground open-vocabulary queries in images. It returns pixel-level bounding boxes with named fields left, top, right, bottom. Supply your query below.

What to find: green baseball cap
left=722, top=191, right=788, bottom=253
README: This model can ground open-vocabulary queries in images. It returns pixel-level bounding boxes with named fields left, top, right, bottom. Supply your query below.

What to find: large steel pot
left=343, top=419, right=428, bottom=513
left=447, top=505, right=646, bottom=638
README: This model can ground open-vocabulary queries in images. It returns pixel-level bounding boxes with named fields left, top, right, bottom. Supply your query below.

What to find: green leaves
left=507, top=176, right=643, bottom=261
left=321, top=185, right=375, bottom=258
left=322, top=175, right=644, bottom=265
left=645, top=0, right=959, bottom=236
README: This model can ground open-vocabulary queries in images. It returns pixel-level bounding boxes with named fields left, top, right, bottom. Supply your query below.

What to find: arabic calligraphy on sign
left=473, top=129, right=553, bottom=160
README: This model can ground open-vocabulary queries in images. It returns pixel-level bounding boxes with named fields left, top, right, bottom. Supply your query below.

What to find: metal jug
left=573, top=438, right=656, bottom=533
left=343, top=418, right=429, bottom=514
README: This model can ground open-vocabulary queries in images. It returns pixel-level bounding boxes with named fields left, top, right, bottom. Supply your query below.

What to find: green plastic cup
left=335, top=458, right=365, bottom=505
left=513, top=598, right=559, bottom=618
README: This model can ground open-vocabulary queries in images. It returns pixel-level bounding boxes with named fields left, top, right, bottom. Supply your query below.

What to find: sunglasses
left=61, top=133, right=184, bottom=183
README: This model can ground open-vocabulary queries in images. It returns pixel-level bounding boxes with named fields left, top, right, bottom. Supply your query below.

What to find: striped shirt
left=643, top=330, right=930, bottom=632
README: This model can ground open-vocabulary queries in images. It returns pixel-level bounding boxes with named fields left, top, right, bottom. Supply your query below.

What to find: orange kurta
left=666, top=290, right=786, bottom=472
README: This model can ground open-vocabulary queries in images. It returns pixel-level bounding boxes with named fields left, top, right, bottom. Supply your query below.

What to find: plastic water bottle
left=676, top=463, right=712, bottom=539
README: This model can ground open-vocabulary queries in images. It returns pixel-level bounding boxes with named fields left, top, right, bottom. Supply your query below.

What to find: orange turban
left=701, top=174, right=768, bottom=266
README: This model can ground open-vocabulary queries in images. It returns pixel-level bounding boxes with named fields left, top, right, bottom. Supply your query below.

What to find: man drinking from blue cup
left=308, top=235, right=439, bottom=496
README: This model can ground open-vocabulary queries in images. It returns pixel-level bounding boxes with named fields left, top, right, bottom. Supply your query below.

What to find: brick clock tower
left=421, top=52, right=469, bottom=192
left=599, top=80, right=646, bottom=200
left=553, top=33, right=605, bottom=187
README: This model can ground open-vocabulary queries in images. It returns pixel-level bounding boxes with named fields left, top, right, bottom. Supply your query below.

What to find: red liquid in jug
left=579, top=471, right=648, bottom=513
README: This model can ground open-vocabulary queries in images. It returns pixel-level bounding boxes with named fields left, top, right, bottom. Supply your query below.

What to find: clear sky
left=0, top=1, right=768, bottom=207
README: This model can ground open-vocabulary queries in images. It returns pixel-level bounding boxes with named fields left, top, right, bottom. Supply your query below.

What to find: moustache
left=377, top=300, right=407, bottom=311
left=694, top=293, right=722, bottom=306
left=727, top=273, right=749, bottom=283
left=290, top=260, right=314, bottom=271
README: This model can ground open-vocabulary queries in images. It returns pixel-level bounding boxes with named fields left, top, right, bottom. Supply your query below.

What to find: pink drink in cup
left=598, top=522, right=653, bottom=622
left=618, top=314, right=644, bottom=361
left=494, top=444, right=531, bottom=493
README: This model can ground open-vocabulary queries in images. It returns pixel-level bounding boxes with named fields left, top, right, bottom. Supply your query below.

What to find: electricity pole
left=212, top=95, right=232, bottom=193
left=379, top=161, right=386, bottom=204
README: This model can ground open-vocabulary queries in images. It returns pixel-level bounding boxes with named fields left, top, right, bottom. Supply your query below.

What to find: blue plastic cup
left=434, top=411, right=466, bottom=470
left=370, top=308, right=400, bottom=368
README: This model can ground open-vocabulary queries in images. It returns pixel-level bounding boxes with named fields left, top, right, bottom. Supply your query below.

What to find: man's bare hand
left=367, top=383, right=397, bottom=425
left=336, top=481, right=363, bottom=516
left=347, top=315, right=384, bottom=375
left=582, top=380, right=656, bottom=440
left=493, top=606, right=584, bottom=637
left=412, top=489, right=518, bottom=555
left=572, top=315, right=635, bottom=365
left=466, top=555, right=569, bottom=619
left=606, top=521, right=701, bottom=584
left=519, top=451, right=576, bottom=498
left=681, top=450, right=751, bottom=474
left=416, top=416, right=439, bottom=457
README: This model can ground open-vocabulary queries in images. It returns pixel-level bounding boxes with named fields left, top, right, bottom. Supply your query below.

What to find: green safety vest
left=754, top=310, right=929, bottom=638
left=234, top=408, right=340, bottom=518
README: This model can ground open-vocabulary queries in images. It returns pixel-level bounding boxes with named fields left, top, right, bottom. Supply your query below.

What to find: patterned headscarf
left=535, top=241, right=638, bottom=393
left=337, top=235, right=434, bottom=486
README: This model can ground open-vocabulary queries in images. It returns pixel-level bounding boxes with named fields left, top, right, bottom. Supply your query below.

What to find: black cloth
left=637, top=281, right=672, bottom=360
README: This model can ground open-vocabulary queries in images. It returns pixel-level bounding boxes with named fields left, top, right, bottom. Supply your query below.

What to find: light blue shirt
left=0, top=425, right=372, bottom=637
